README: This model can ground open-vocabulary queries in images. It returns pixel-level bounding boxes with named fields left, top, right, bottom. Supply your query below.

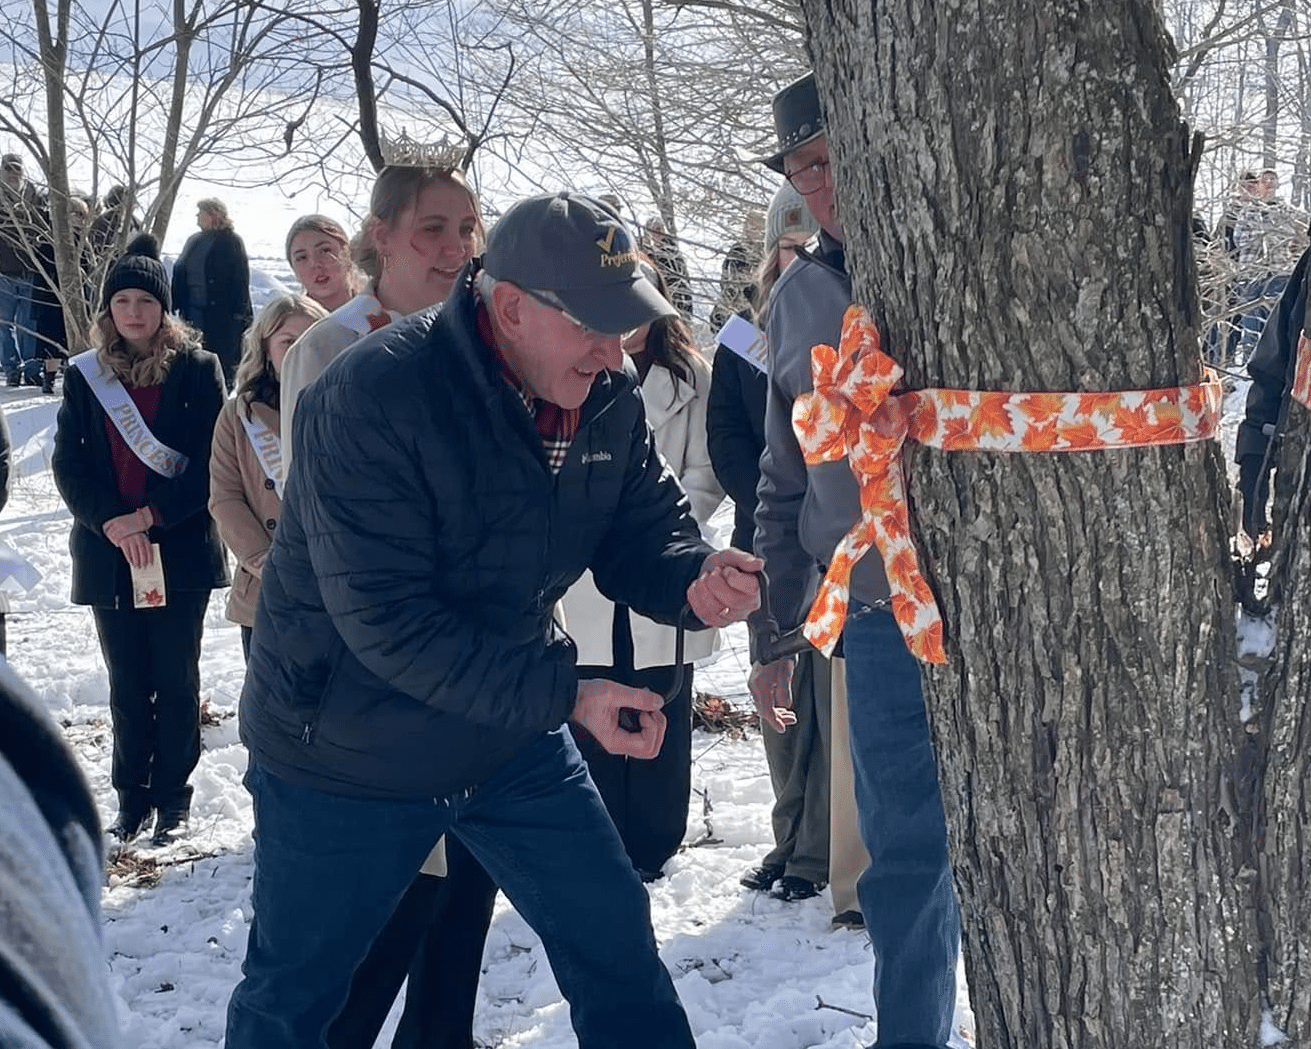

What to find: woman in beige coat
left=560, top=259, right=724, bottom=880
left=208, top=294, right=326, bottom=658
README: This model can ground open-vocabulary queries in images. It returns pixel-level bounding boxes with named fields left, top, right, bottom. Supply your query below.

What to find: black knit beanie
left=102, top=233, right=171, bottom=313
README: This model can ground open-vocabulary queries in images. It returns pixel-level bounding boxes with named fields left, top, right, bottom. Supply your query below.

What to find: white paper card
left=130, top=545, right=167, bottom=609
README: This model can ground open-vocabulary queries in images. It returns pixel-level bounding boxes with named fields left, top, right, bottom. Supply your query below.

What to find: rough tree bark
left=798, top=2, right=1262, bottom=1046
left=1262, top=333, right=1311, bottom=1042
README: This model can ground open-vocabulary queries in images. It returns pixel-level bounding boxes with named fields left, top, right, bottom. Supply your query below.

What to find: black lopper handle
left=618, top=603, right=688, bottom=733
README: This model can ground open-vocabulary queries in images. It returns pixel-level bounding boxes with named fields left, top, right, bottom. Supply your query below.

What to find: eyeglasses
left=785, top=158, right=832, bottom=195
left=523, top=287, right=638, bottom=342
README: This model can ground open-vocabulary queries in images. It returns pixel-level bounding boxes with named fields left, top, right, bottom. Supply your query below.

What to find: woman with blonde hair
left=279, top=166, right=484, bottom=470
left=274, top=164, right=487, bottom=1049
left=208, top=294, right=327, bottom=660
left=171, top=197, right=253, bottom=388
left=52, top=233, right=228, bottom=847
left=284, top=214, right=360, bottom=313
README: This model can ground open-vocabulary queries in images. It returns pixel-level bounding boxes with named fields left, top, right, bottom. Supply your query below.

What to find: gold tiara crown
left=379, top=129, right=466, bottom=170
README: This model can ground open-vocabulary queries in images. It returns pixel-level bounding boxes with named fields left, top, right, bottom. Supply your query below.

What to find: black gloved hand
left=1238, top=454, right=1271, bottom=537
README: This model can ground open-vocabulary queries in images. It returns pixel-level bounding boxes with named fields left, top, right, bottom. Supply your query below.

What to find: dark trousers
left=225, top=731, right=694, bottom=1049
left=760, top=648, right=833, bottom=883
left=241, top=625, right=252, bottom=663
left=573, top=606, right=693, bottom=877
left=328, top=837, right=498, bottom=1049
left=92, top=591, right=208, bottom=814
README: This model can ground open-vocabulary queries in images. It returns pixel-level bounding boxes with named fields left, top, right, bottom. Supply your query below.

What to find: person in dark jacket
left=0, top=663, right=119, bottom=1049
left=52, top=233, right=229, bottom=847
left=642, top=216, right=693, bottom=318
left=88, top=185, right=141, bottom=259
left=170, top=198, right=253, bottom=388
left=1236, top=244, right=1311, bottom=537
left=224, top=192, right=762, bottom=1049
left=1, top=154, right=44, bottom=385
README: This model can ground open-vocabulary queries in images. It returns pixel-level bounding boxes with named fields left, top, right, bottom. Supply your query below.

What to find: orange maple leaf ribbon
left=792, top=305, right=1224, bottom=665
left=1292, top=333, right=1311, bottom=410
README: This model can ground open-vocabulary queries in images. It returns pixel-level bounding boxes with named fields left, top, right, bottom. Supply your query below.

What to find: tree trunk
left=798, top=2, right=1262, bottom=1046
left=352, top=0, right=384, bottom=172
left=148, top=0, right=196, bottom=245
left=33, top=0, right=90, bottom=352
left=1260, top=0, right=1294, bottom=173
left=1261, top=334, right=1311, bottom=1042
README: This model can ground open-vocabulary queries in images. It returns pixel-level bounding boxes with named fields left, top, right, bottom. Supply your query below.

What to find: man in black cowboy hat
left=748, top=72, right=964, bottom=1049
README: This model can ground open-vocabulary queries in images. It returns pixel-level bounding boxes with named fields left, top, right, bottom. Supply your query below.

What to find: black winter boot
left=107, top=802, right=153, bottom=843
left=150, top=806, right=190, bottom=846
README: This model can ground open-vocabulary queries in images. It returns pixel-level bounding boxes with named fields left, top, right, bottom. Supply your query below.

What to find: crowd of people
left=1195, top=167, right=1309, bottom=366
left=1, top=65, right=1309, bottom=1049
left=0, top=157, right=151, bottom=393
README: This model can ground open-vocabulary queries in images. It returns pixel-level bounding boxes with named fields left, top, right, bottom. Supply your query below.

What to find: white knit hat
left=765, top=181, right=819, bottom=253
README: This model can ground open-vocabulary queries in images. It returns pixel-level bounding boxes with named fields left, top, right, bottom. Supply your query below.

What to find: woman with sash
left=208, top=295, right=326, bottom=660
left=52, top=233, right=228, bottom=847
left=279, top=165, right=484, bottom=473
left=285, top=214, right=360, bottom=314
left=291, top=162, right=490, bottom=1049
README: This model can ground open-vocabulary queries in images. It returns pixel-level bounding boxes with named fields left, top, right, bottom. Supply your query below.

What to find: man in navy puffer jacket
left=227, top=193, right=762, bottom=1049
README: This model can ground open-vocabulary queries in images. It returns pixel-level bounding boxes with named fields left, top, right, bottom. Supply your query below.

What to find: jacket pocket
left=299, top=641, right=349, bottom=746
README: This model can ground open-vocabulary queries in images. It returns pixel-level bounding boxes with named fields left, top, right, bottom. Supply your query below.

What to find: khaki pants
left=828, top=657, right=870, bottom=916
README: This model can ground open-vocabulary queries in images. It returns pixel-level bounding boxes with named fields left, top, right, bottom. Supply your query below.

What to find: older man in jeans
left=748, top=72, right=963, bottom=1049
left=226, top=192, right=763, bottom=1049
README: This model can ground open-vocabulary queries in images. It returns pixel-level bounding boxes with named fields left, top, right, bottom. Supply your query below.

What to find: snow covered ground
left=0, top=380, right=976, bottom=1048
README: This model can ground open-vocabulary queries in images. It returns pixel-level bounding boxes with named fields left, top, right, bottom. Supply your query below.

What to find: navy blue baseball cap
left=483, top=192, right=676, bottom=335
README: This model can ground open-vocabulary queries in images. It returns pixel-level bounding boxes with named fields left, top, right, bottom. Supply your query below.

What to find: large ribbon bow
left=793, top=306, right=1224, bottom=664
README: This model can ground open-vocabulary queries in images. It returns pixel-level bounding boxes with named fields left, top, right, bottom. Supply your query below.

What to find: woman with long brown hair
left=279, top=166, right=484, bottom=470
left=52, top=233, right=228, bottom=847
left=560, top=257, right=723, bottom=880
left=208, top=294, right=326, bottom=660
left=284, top=214, right=360, bottom=314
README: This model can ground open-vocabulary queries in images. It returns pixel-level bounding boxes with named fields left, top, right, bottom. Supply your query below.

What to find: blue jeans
left=1237, top=273, right=1289, bottom=361
left=844, top=610, right=960, bottom=1048
left=225, top=727, right=694, bottom=1049
left=0, top=272, right=35, bottom=376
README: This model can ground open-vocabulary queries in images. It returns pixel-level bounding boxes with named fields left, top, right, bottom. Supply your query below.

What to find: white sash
left=715, top=314, right=769, bottom=375
left=332, top=293, right=403, bottom=339
left=69, top=351, right=188, bottom=479
left=238, top=406, right=285, bottom=499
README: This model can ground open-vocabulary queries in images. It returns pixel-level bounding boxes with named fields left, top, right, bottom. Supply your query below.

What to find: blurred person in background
left=170, top=197, right=253, bottom=388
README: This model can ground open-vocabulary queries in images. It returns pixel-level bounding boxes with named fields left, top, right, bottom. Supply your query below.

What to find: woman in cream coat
left=561, top=259, right=724, bottom=880
left=208, top=295, right=326, bottom=658
left=278, top=166, right=483, bottom=473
